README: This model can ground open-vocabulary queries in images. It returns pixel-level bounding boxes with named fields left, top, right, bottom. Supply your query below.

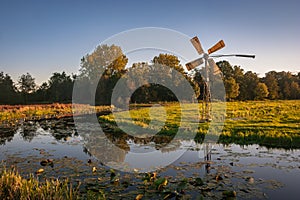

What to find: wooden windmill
left=186, top=36, right=255, bottom=121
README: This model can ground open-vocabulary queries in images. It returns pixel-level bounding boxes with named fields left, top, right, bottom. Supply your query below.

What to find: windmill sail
left=186, top=58, right=204, bottom=71
left=208, top=40, right=225, bottom=54
left=190, top=36, right=204, bottom=55
left=207, top=58, right=221, bottom=76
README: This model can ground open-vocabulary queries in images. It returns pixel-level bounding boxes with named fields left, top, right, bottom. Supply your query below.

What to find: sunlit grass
left=99, top=100, right=300, bottom=148
left=0, top=104, right=112, bottom=126
left=0, top=167, right=79, bottom=200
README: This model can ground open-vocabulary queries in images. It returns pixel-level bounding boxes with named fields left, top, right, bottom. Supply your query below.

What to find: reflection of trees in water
left=83, top=132, right=182, bottom=164
left=159, top=139, right=181, bottom=153
left=78, top=116, right=180, bottom=164
left=40, top=117, right=77, bottom=140
left=83, top=131, right=128, bottom=164
left=80, top=119, right=181, bottom=164
left=0, top=126, right=17, bottom=145
left=19, top=121, right=39, bottom=141
left=0, top=117, right=77, bottom=144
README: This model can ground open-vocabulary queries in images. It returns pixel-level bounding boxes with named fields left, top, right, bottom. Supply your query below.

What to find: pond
left=1, top=116, right=300, bottom=199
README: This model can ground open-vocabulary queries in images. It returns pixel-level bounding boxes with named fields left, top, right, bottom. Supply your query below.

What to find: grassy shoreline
left=1, top=100, right=299, bottom=148
left=99, top=100, right=300, bottom=149
left=0, top=103, right=112, bottom=127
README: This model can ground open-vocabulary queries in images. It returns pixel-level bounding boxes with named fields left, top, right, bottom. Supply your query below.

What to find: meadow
left=99, top=100, right=300, bottom=149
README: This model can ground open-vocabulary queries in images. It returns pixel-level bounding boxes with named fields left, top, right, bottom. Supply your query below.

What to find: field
left=99, top=100, right=300, bottom=149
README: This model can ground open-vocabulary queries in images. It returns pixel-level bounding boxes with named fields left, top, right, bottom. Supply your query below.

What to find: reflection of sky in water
left=125, top=148, right=186, bottom=171
left=1, top=125, right=300, bottom=199
left=211, top=144, right=300, bottom=200
left=0, top=128, right=89, bottom=161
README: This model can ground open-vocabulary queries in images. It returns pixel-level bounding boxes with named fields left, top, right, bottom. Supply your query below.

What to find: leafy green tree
left=48, top=72, right=74, bottom=102
left=216, top=61, right=234, bottom=79
left=0, top=72, right=18, bottom=104
left=152, top=54, right=191, bottom=100
left=264, top=72, right=279, bottom=99
left=224, top=77, right=239, bottom=101
left=18, top=73, right=36, bottom=104
left=129, top=62, right=181, bottom=104
left=255, top=82, right=269, bottom=100
left=79, top=44, right=128, bottom=82
left=78, top=44, right=128, bottom=105
left=128, top=54, right=195, bottom=104
left=232, top=66, right=244, bottom=84
left=34, top=82, right=49, bottom=102
left=217, top=61, right=242, bottom=101
left=153, top=54, right=185, bottom=74
left=238, top=71, right=259, bottom=100
left=290, top=81, right=300, bottom=99
left=275, top=71, right=293, bottom=99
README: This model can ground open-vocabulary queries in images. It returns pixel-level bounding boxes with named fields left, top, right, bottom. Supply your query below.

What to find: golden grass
left=0, top=104, right=112, bottom=126
left=0, top=167, right=79, bottom=200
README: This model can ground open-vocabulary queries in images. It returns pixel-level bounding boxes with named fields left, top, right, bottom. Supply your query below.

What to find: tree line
left=0, top=71, right=74, bottom=104
left=216, top=61, right=300, bottom=101
left=0, top=44, right=299, bottom=105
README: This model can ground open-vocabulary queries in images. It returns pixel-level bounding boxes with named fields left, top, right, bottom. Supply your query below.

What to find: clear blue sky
left=0, top=0, right=299, bottom=84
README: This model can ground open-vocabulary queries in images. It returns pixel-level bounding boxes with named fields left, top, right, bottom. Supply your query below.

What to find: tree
left=217, top=60, right=234, bottom=79
left=232, top=65, right=244, bottom=84
left=126, top=54, right=195, bottom=104
left=34, top=82, right=49, bottom=102
left=79, top=44, right=128, bottom=82
left=255, top=82, right=269, bottom=100
left=77, top=44, right=128, bottom=105
left=264, top=72, right=279, bottom=99
left=152, top=54, right=185, bottom=74
left=48, top=72, right=74, bottom=102
left=0, top=72, right=18, bottom=104
left=276, top=71, right=293, bottom=99
left=290, top=81, right=300, bottom=99
left=216, top=61, right=242, bottom=101
left=224, top=77, right=239, bottom=101
left=238, top=71, right=259, bottom=100
left=129, top=61, right=187, bottom=104
left=18, top=73, right=36, bottom=104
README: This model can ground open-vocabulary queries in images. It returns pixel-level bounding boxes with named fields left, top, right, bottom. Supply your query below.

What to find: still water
left=0, top=117, right=300, bottom=199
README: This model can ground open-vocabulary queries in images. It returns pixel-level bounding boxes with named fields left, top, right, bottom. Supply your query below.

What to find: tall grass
left=0, top=104, right=112, bottom=126
left=0, top=167, right=80, bottom=200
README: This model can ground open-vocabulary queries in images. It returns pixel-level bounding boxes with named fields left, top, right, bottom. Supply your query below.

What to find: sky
left=0, top=0, right=299, bottom=84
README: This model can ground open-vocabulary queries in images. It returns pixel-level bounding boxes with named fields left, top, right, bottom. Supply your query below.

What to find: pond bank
left=0, top=103, right=112, bottom=127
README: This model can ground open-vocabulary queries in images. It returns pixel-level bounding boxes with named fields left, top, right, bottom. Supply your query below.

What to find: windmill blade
left=234, top=54, right=255, bottom=58
left=208, top=58, right=221, bottom=76
left=190, top=36, right=204, bottom=55
left=185, top=58, right=204, bottom=71
left=208, top=40, right=225, bottom=54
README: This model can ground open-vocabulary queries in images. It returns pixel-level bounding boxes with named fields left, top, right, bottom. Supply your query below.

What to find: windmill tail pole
left=211, top=54, right=255, bottom=59
left=235, top=54, right=255, bottom=58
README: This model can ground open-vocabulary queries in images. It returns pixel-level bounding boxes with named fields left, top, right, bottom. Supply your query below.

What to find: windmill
left=186, top=36, right=255, bottom=121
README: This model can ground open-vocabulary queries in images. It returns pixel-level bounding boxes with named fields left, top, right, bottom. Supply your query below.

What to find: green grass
left=221, top=100, right=300, bottom=148
left=99, top=100, right=300, bottom=149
